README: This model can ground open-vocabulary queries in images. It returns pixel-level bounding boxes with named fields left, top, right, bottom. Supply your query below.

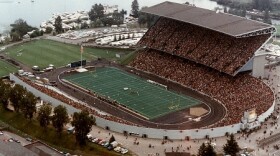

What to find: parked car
left=14, top=139, right=20, bottom=143
left=114, top=146, right=121, bottom=152
left=121, top=148, right=128, bottom=154
left=110, top=141, right=118, bottom=148
left=0, top=131, right=3, bottom=135
left=86, top=134, right=93, bottom=140
left=107, top=145, right=114, bottom=151
left=92, top=138, right=99, bottom=143
left=101, top=141, right=108, bottom=146
left=103, top=142, right=110, bottom=148
left=26, top=137, right=32, bottom=142
left=8, top=138, right=14, bottom=142
left=98, top=140, right=103, bottom=145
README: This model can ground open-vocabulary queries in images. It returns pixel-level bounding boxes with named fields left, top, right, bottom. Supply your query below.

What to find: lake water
left=0, top=0, right=222, bottom=33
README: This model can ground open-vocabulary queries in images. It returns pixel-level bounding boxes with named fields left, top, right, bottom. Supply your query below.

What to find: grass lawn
left=4, top=39, right=133, bottom=69
left=0, top=60, right=18, bottom=77
left=275, top=25, right=280, bottom=37
left=64, top=67, right=201, bottom=119
left=0, top=106, right=125, bottom=156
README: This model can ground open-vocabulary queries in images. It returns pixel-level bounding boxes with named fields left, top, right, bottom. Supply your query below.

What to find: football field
left=64, top=67, right=201, bottom=119
left=4, top=39, right=132, bottom=69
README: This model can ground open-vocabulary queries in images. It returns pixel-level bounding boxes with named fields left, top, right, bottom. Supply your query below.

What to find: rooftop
left=141, top=1, right=275, bottom=37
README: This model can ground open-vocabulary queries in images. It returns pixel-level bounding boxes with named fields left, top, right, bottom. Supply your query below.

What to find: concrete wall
left=253, top=53, right=267, bottom=79
left=10, top=74, right=80, bottom=114
left=10, top=74, right=275, bottom=140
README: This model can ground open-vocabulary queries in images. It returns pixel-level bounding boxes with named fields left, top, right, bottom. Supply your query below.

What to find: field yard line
left=65, top=67, right=201, bottom=119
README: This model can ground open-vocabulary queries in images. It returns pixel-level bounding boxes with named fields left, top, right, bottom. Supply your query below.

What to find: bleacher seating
left=138, top=17, right=270, bottom=75
left=129, top=49, right=274, bottom=127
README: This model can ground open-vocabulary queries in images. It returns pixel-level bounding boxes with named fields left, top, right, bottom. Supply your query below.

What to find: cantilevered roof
left=141, top=1, right=274, bottom=37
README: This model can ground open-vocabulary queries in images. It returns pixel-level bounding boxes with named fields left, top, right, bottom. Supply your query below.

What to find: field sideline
left=64, top=67, right=201, bottom=119
left=4, top=39, right=133, bottom=69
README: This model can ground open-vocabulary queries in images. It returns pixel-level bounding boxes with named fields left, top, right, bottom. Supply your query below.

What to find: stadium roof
left=141, top=1, right=275, bottom=37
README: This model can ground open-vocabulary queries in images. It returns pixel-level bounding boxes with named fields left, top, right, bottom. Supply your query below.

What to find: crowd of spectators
left=18, top=76, right=137, bottom=126
left=129, top=49, right=274, bottom=127
left=138, top=17, right=270, bottom=75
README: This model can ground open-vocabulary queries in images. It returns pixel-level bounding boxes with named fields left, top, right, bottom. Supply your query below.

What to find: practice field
left=64, top=67, right=201, bottom=119
left=4, top=39, right=132, bottom=69
left=0, top=60, right=18, bottom=77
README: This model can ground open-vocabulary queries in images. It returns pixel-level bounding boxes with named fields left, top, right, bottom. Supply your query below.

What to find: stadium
left=10, top=1, right=277, bottom=140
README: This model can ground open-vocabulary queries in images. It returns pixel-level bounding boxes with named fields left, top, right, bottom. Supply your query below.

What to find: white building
left=103, top=5, right=118, bottom=14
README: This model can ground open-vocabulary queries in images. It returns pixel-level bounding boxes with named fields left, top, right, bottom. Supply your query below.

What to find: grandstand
left=139, top=1, right=275, bottom=76
left=130, top=1, right=276, bottom=127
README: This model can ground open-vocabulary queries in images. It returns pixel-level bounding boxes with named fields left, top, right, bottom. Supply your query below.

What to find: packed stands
left=138, top=17, right=270, bottom=75
left=129, top=49, right=274, bottom=127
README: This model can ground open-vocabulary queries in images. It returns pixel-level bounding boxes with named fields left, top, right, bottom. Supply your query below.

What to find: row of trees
left=198, top=134, right=240, bottom=156
left=10, top=19, right=43, bottom=42
left=0, top=82, right=37, bottom=120
left=38, top=104, right=95, bottom=145
left=0, top=80, right=95, bottom=146
left=88, top=4, right=127, bottom=28
left=54, top=0, right=140, bottom=33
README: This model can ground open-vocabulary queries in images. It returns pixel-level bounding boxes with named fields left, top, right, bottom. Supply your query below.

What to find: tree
left=198, top=143, right=217, bottom=156
left=88, top=4, right=104, bottom=21
left=21, top=92, right=37, bottom=120
left=52, top=105, right=69, bottom=135
left=10, top=19, right=35, bottom=40
left=45, top=27, right=53, bottom=34
left=131, top=0, right=139, bottom=18
left=10, top=32, right=21, bottom=42
left=0, top=81, right=11, bottom=109
left=253, top=0, right=272, bottom=11
left=263, top=9, right=272, bottom=24
left=224, top=7, right=228, bottom=13
left=30, top=30, right=43, bottom=38
left=205, top=143, right=217, bottom=156
left=120, top=9, right=127, bottom=18
left=37, top=104, right=52, bottom=129
left=109, top=135, right=115, bottom=143
left=10, top=84, right=26, bottom=112
left=101, top=17, right=115, bottom=26
left=112, top=11, right=125, bottom=25
left=54, top=16, right=63, bottom=34
left=241, top=7, right=246, bottom=17
left=198, top=143, right=207, bottom=156
left=92, top=19, right=103, bottom=27
left=71, top=110, right=95, bottom=146
left=223, top=134, right=240, bottom=156
left=80, top=22, right=89, bottom=29
left=138, top=7, right=159, bottom=28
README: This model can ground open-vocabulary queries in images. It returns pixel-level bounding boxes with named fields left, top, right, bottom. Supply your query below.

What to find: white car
left=121, top=148, right=128, bottom=154
left=0, top=131, right=3, bottom=135
left=86, top=134, right=92, bottom=140
left=114, top=146, right=121, bottom=152
left=92, top=138, right=99, bottom=143
left=8, top=138, right=14, bottom=142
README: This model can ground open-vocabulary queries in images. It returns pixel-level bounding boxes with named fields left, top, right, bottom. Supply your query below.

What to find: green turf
left=0, top=60, right=18, bottom=77
left=4, top=39, right=132, bottom=69
left=275, top=25, right=280, bottom=36
left=64, top=67, right=201, bottom=119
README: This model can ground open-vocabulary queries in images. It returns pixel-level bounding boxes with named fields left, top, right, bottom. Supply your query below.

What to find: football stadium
left=10, top=1, right=277, bottom=139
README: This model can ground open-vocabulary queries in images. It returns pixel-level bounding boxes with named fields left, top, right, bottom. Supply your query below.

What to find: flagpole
left=81, top=44, right=83, bottom=68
